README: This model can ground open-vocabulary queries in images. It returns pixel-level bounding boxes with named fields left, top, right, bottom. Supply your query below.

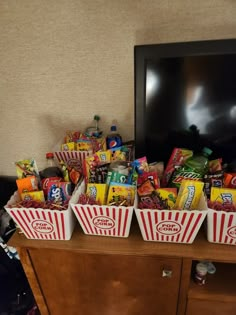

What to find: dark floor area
left=0, top=248, right=39, bottom=315
left=0, top=176, right=39, bottom=315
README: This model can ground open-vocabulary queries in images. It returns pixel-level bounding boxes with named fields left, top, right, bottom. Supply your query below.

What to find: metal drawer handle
left=162, top=269, right=173, bottom=278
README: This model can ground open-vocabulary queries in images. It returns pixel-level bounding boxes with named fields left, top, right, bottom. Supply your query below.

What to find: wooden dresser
left=8, top=221, right=236, bottom=315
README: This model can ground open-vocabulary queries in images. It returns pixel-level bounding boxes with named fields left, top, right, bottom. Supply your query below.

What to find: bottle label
left=171, top=171, right=202, bottom=184
left=107, top=136, right=122, bottom=149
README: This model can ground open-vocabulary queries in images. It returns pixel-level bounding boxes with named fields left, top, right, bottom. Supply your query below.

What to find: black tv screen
left=134, top=39, right=236, bottom=166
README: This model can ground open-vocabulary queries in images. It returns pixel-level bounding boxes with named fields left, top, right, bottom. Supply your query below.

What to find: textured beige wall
left=0, top=0, right=236, bottom=175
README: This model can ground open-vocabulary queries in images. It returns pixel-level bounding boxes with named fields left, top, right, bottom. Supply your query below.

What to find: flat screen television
left=134, top=39, right=236, bottom=167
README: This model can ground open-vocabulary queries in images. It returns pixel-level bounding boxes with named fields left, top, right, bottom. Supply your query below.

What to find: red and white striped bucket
left=4, top=186, right=81, bottom=240
left=70, top=181, right=134, bottom=238
left=54, top=150, right=92, bottom=169
left=135, top=194, right=208, bottom=244
left=207, top=209, right=236, bottom=245
left=71, top=204, right=134, bottom=237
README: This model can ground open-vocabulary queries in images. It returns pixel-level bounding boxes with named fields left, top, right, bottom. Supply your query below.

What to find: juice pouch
left=86, top=183, right=107, bottom=205
left=210, top=187, right=236, bottom=207
left=16, top=176, right=38, bottom=195
left=161, top=148, right=193, bottom=187
left=107, top=183, right=135, bottom=207
left=174, top=180, right=204, bottom=210
left=15, top=158, right=39, bottom=179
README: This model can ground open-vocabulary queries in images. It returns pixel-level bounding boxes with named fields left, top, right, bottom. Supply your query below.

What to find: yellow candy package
left=156, top=188, right=178, bottom=210
left=21, top=190, right=45, bottom=202
left=107, top=183, right=135, bottom=207
left=210, top=187, right=236, bottom=207
left=61, top=142, right=75, bottom=151
left=15, top=158, right=39, bottom=179
left=174, top=180, right=204, bottom=210
left=86, top=183, right=108, bottom=205
left=95, top=150, right=111, bottom=164
left=109, top=146, right=128, bottom=161
left=76, top=139, right=93, bottom=151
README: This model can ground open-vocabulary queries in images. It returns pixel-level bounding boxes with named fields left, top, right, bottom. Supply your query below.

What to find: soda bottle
left=170, top=147, right=212, bottom=187
left=40, top=152, right=63, bottom=196
left=106, top=125, right=122, bottom=149
left=183, top=147, right=212, bottom=176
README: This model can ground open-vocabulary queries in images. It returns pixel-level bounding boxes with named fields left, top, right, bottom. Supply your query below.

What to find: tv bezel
left=134, top=38, right=236, bottom=160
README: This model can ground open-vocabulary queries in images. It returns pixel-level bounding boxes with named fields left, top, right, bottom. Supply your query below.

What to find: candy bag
left=174, top=180, right=204, bottom=210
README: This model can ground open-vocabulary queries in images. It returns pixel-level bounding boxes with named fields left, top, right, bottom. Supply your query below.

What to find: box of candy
left=71, top=180, right=135, bottom=238
left=4, top=184, right=81, bottom=240
left=206, top=187, right=236, bottom=245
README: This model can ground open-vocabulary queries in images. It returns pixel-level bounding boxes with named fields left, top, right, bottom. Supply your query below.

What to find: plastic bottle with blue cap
left=106, top=124, right=122, bottom=149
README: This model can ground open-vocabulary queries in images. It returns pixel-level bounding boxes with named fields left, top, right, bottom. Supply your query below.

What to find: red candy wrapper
left=224, top=173, right=236, bottom=189
left=137, top=171, right=160, bottom=189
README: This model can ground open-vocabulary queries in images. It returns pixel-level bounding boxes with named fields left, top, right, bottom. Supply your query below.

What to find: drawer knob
left=162, top=269, right=173, bottom=278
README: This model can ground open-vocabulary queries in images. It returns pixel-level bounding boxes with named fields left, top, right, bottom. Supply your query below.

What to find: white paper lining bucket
left=207, top=209, right=236, bottom=245
left=135, top=193, right=208, bottom=244
left=4, top=184, right=81, bottom=240
left=70, top=181, right=134, bottom=238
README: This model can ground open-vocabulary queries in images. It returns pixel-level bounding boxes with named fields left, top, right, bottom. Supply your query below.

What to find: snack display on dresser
left=5, top=114, right=236, bottom=243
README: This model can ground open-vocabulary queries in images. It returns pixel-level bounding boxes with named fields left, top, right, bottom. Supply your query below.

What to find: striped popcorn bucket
left=135, top=193, right=208, bottom=244
left=54, top=150, right=92, bottom=171
left=207, top=209, right=236, bottom=245
left=4, top=185, right=81, bottom=240
left=71, top=203, right=134, bottom=238
left=71, top=181, right=134, bottom=237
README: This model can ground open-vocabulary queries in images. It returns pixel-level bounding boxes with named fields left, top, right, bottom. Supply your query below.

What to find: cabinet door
left=186, top=299, right=236, bottom=315
left=28, top=249, right=181, bottom=315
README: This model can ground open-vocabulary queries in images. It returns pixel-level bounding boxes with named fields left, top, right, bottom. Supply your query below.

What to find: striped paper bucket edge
left=5, top=206, right=74, bottom=240
left=135, top=209, right=207, bottom=244
left=207, top=209, right=236, bottom=245
left=71, top=203, right=134, bottom=238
